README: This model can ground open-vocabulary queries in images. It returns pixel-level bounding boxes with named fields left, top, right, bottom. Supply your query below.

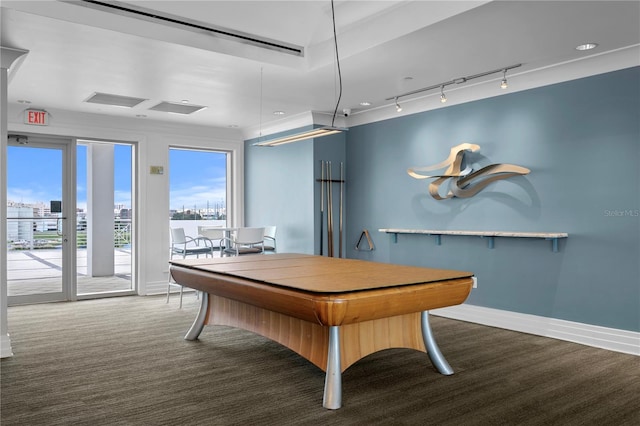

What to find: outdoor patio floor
left=7, top=248, right=132, bottom=297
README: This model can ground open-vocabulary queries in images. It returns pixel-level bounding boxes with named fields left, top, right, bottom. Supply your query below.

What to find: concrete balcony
left=7, top=247, right=132, bottom=297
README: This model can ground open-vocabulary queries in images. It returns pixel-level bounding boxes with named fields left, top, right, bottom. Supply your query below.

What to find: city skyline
left=6, top=145, right=227, bottom=214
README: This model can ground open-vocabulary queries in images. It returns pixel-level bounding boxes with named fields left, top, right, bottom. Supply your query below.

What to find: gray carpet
left=1, top=295, right=638, bottom=425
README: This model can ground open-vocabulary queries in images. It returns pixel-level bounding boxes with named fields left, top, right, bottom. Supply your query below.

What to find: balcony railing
left=7, top=218, right=132, bottom=250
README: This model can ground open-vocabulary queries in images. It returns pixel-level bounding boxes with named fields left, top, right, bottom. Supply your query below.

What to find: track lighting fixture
left=440, top=86, right=447, bottom=103
left=500, top=69, right=508, bottom=89
left=395, top=97, right=403, bottom=112
left=386, top=63, right=521, bottom=109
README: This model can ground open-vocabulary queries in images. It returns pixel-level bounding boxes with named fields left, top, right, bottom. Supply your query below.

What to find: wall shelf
left=379, top=228, right=568, bottom=252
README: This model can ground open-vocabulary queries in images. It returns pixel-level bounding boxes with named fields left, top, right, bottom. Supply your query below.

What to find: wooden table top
left=169, top=253, right=473, bottom=293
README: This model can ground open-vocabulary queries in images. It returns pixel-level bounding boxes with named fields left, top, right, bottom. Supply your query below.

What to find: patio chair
left=170, top=227, right=218, bottom=259
left=263, top=225, right=277, bottom=252
left=168, top=227, right=216, bottom=308
left=222, top=227, right=265, bottom=256
left=197, top=226, right=226, bottom=257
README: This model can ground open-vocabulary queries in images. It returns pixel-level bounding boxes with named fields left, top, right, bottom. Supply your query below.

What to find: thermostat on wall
left=150, top=166, right=164, bottom=175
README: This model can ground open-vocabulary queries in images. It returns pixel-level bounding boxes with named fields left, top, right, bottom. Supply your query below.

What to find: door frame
left=7, top=135, right=77, bottom=305
left=76, top=138, right=137, bottom=300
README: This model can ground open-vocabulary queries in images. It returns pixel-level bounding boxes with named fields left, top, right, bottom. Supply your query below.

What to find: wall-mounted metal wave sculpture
left=408, top=143, right=530, bottom=200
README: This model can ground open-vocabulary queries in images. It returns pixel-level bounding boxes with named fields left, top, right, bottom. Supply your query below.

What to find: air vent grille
left=148, top=102, right=206, bottom=115
left=84, top=92, right=147, bottom=108
left=68, top=0, right=304, bottom=56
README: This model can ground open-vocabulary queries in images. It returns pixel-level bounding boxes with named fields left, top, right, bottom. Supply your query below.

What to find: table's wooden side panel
left=340, top=312, right=426, bottom=371
left=171, top=266, right=473, bottom=326
left=171, top=266, right=322, bottom=324
left=208, top=295, right=330, bottom=370
left=207, top=295, right=428, bottom=373
left=314, top=278, right=473, bottom=325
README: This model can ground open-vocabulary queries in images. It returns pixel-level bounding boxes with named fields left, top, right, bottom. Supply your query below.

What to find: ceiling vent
left=148, top=102, right=206, bottom=115
left=65, top=0, right=304, bottom=57
left=84, top=92, right=147, bottom=108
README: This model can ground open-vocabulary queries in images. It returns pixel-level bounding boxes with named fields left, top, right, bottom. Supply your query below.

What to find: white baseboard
left=1, top=333, right=14, bottom=358
left=431, top=304, right=640, bottom=356
left=145, top=280, right=170, bottom=296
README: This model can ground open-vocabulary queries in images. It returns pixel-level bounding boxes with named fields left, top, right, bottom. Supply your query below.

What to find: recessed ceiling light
left=359, top=101, right=371, bottom=106
left=228, top=124, right=238, bottom=128
left=136, top=114, right=147, bottom=118
left=576, top=43, right=598, bottom=51
left=403, top=77, right=414, bottom=81
left=181, top=99, right=189, bottom=103
left=273, top=111, right=285, bottom=115
left=17, top=99, right=31, bottom=104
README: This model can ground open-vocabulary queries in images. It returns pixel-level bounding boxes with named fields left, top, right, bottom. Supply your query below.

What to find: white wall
left=5, top=106, right=244, bottom=295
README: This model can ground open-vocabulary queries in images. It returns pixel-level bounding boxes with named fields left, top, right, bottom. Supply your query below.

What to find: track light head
left=440, top=86, right=447, bottom=103
left=395, top=97, right=402, bottom=112
left=500, top=69, right=508, bottom=89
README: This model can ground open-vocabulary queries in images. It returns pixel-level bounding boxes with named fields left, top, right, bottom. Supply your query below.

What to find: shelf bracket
left=487, top=236, right=495, bottom=249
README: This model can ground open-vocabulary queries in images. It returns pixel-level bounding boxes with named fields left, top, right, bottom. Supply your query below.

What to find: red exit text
left=24, top=109, right=49, bottom=126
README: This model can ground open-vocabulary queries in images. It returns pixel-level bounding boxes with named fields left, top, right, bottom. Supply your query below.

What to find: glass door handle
left=57, top=217, right=67, bottom=236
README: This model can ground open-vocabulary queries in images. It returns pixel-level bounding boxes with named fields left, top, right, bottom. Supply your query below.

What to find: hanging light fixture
left=395, top=97, right=403, bottom=112
left=440, top=86, right=447, bottom=103
left=253, top=127, right=344, bottom=146
left=255, top=0, right=346, bottom=147
left=500, top=69, right=508, bottom=89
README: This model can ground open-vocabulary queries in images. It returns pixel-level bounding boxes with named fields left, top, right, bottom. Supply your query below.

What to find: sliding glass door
left=6, top=136, right=136, bottom=305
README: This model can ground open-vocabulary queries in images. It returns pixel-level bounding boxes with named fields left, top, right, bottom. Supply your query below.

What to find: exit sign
left=24, top=109, right=49, bottom=126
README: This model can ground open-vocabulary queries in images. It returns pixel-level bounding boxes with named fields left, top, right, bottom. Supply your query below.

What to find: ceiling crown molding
left=1, top=46, right=29, bottom=70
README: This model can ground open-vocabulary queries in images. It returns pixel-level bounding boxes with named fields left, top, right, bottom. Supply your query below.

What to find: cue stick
left=320, top=161, right=324, bottom=256
left=339, top=162, right=343, bottom=258
left=327, top=162, right=334, bottom=257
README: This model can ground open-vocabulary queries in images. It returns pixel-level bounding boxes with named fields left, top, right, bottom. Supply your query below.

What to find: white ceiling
left=2, top=1, right=639, bottom=138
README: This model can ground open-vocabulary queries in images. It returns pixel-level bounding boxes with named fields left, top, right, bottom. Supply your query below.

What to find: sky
left=168, top=148, right=227, bottom=212
left=7, top=145, right=64, bottom=207
left=7, top=145, right=227, bottom=214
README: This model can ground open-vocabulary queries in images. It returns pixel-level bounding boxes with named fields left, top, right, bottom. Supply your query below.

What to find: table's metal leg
left=421, top=310, right=454, bottom=375
left=185, top=292, right=209, bottom=341
left=323, top=326, right=342, bottom=409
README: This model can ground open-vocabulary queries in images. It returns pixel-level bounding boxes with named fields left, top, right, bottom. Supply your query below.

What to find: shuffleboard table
left=169, top=253, right=474, bottom=409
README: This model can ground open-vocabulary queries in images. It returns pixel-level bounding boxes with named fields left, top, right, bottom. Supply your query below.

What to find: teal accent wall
left=245, top=67, right=639, bottom=332
left=245, top=128, right=346, bottom=254
left=346, top=67, right=639, bottom=332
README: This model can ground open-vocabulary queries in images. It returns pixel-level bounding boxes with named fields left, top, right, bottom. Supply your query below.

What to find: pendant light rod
left=330, top=0, right=342, bottom=127
left=255, top=0, right=347, bottom=147
left=386, top=63, right=522, bottom=101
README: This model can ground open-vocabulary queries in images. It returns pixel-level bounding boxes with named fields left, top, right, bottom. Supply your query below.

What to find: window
left=169, top=148, right=228, bottom=237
